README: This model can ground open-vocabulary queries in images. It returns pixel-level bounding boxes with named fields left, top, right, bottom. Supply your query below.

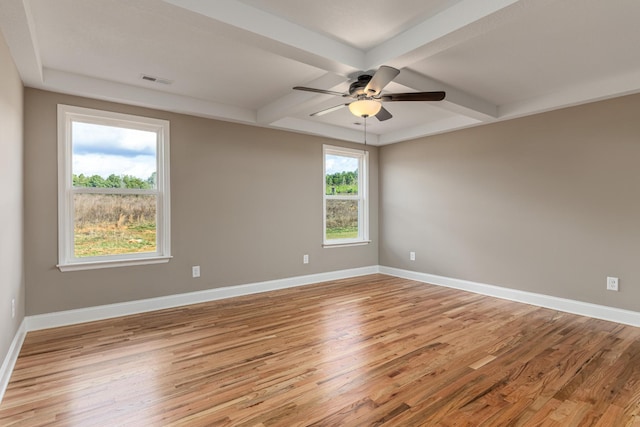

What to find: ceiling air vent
left=140, top=74, right=173, bottom=85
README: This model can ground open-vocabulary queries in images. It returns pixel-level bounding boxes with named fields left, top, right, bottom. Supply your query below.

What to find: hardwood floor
left=2, top=274, right=640, bottom=426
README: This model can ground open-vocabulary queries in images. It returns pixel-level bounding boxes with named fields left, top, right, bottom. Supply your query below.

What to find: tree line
left=73, top=172, right=156, bottom=189
left=326, top=170, right=358, bottom=186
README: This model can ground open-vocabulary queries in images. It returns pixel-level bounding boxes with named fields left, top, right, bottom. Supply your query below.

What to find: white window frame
left=57, top=104, right=171, bottom=271
left=323, top=144, right=369, bottom=247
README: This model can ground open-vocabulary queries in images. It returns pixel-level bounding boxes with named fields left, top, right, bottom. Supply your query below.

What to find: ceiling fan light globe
left=349, top=99, right=382, bottom=118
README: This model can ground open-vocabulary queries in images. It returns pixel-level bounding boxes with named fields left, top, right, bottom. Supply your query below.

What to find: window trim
left=322, top=144, right=369, bottom=247
left=57, top=104, right=171, bottom=271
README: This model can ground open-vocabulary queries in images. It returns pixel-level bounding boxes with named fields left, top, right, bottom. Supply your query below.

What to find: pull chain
left=363, top=115, right=368, bottom=147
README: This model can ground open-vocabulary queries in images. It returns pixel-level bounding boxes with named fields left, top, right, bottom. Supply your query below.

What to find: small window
left=323, top=145, right=369, bottom=246
left=57, top=105, right=171, bottom=271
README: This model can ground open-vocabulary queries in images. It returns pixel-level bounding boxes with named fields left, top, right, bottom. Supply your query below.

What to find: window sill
left=57, top=256, right=172, bottom=272
left=323, top=240, right=371, bottom=248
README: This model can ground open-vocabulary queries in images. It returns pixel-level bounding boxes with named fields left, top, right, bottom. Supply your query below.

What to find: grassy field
left=326, top=226, right=358, bottom=240
left=74, top=193, right=157, bottom=257
left=74, top=222, right=156, bottom=257
left=326, top=199, right=359, bottom=240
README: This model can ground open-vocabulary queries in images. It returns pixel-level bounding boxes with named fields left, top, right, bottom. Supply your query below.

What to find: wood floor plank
left=1, top=274, right=640, bottom=426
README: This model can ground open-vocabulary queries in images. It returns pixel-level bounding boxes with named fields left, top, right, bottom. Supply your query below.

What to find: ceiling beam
left=0, top=0, right=43, bottom=85
left=257, top=73, right=347, bottom=125
left=365, top=0, right=556, bottom=70
left=162, top=0, right=364, bottom=74
left=394, top=68, right=498, bottom=121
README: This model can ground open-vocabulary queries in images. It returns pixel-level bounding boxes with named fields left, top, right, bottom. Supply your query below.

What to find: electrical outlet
left=410, top=251, right=416, bottom=261
left=192, top=265, right=201, bottom=278
left=606, top=276, right=618, bottom=291
left=303, top=254, right=309, bottom=264
left=11, top=298, right=15, bottom=319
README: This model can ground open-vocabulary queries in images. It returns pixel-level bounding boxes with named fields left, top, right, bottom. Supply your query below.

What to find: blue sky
left=326, top=154, right=358, bottom=175
left=72, top=122, right=157, bottom=179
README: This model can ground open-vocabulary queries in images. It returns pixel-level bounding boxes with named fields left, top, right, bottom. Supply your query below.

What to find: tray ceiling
left=1, top=0, right=639, bottom=145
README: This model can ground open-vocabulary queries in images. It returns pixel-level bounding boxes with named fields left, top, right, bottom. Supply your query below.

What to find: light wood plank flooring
left=1, top=274, right=640, bottom=426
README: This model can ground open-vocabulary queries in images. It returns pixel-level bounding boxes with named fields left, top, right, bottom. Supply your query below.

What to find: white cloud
left=73, top=153, right=156, bottom=179
left=73, top=122, right=156, bottom=154
left=326, top=154, right=358, bottom=174
left=71, top=121, right=157, bottom=179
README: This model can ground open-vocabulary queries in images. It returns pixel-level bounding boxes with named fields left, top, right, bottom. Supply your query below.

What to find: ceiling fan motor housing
left=349, top=74, right=373, bottom=97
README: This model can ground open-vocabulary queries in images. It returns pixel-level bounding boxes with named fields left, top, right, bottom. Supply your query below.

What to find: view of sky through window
left=72, top=122, right=157, bottom=180
left=325, top=154, right=358, bottom=174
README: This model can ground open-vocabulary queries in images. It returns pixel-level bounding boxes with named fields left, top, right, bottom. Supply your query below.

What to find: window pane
left=325, top=154, right=358, bottom=195
left=74, top=193, right=157, bottom=257
left=326, top=199, right=358, bottom=240
left=72, top=121, right=157, bottom=189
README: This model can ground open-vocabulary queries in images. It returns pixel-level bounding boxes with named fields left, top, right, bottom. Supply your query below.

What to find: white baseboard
left=26, top=265, right=380, bottom=331
left=0, top=319, right=27, bottom=404
left=4, top=264, right=638, bottom=405
left=379, top=266, right=640, bottom=327
left=26, top=265, right=640, bottom=331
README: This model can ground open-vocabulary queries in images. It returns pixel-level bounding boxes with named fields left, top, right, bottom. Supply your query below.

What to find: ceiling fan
left=293, top=66, right=445, bottom=121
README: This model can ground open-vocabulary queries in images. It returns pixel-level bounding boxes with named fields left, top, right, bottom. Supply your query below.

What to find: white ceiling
left=1, top=0, right=640, bottom=145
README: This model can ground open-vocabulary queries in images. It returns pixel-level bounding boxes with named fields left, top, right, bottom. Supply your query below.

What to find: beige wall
left=24, top=89, right=378, bottom=315
left=20, top=83, right=640, bottom=316
left=380, top=93, right=640, bottom=311
left=0, top=33, right=24, bottom=362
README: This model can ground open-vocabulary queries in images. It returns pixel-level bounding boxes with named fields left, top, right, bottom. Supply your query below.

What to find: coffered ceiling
left=1, top=0, right=639, bottom=145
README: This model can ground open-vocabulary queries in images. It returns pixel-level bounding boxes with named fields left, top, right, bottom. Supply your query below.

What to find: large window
left=57, top=105, right=171, bottom=271
left=323, top=145, right=369, bottom=246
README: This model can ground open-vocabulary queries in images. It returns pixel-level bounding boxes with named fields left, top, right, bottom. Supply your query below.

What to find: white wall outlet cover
left=606, top=276, right=619, bottom=291
left=192, top=266, right=201, bottom=278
